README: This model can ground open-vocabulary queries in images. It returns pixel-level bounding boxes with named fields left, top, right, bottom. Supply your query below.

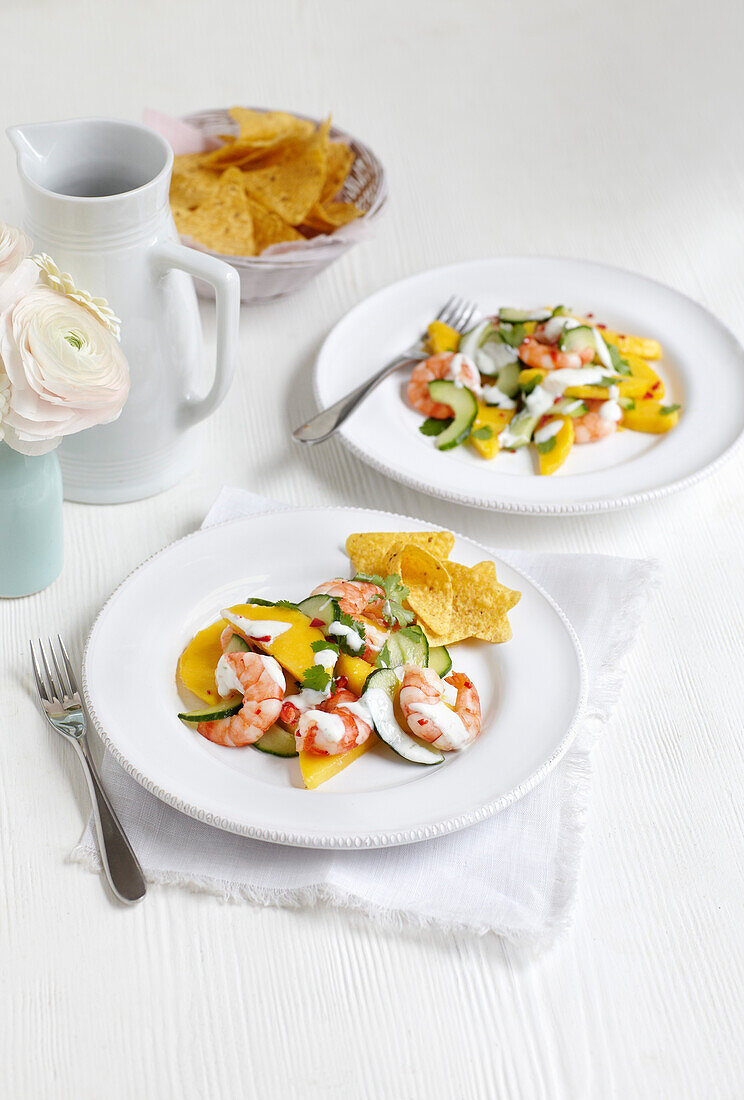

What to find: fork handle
left=72, top=739, right=147, bottom=904
left=293, top=351, right=423, bottom=444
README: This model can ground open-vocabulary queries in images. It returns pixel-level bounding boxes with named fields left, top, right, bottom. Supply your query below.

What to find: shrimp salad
left=177, top=568, right=491, bottom=788
left=412, top=307, right=680, bottom=475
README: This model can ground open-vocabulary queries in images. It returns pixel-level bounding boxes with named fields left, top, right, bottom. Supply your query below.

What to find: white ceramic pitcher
left=7, top=117, right=240, bottom=503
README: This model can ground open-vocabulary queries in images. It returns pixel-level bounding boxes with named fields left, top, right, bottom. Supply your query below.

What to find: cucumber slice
left=498, top=408, right=539, bottom=449
left=498, top=308, right=552, bottom=324
left=496, top=360, right=522, bottom=398
left=252, top=726, right=298, bottom=758
left=224, top=633, right=250, bottom=654
left=551, top=397, right=587, bottom=418
left=475, top=339, right=518, bottom=376
left=362, top=669, right=443, bottom=765
left=498, top=322, right=527, bottom=348
left=178, top=696, right=243, bottom=723
left=428, top=645, right=452, bottom=677
left=377, top=625, right=429, bottom=670
left=458, top=319, right=492, bottom=360
left=559, top=325, right=595, bottom=353
left=426, top=380, right=478, bottom=450
left=297, top=593, right=340, bottom=630
left=245, top=597, right=301, bottom=611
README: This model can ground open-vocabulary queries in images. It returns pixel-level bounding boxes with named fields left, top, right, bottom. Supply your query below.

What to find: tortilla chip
left=241, top=117, right=330, bottom=225
left=246, top=197, right=303, bottom=251
left=174, top=166, right=256, bottom=256
left=203, top=110, right=314, bottom=169
left=301, top=199, right=363, bottom=234
left=346, top=531, right=455, bottom=578
left=385, top=545, right=453, bottom=637
left=321, top=141, right=354, bottom=202
left=170, top=155, right=220, bottom=209
left=444, top=561, right=520, bottom=644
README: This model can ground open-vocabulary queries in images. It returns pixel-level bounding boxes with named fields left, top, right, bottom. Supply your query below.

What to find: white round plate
left=314, top=257, right=744, bottom=514
left=83, top=508, right=586, bottom=849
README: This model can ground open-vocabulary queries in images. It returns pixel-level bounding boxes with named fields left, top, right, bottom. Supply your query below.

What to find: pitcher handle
left=151, top=240, right=241, bottom=427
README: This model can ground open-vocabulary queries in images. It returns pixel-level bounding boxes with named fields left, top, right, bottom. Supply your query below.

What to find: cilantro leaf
left=376, top=642, right=392, bottom=669
left=470, top=425, right=493, bottom=440
left=607, top=344, right=631, bottom=375
left=536, top=436, right=557, bottom=454
left=661, top=404, right=680, bottom=415
left=246, top=597, right=298, bottom=609
left=419, top=417, right=452, bottom=436
left=354, top=572, right=415, bottom=629
left=311, top=639, right=339, bottom=656
left=521, top=375, right=542, bottom=396
left=301, top=665, right=332, bottom=692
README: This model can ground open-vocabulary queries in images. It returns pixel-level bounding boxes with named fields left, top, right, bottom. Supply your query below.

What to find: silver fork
left=292, top=295, right=480, bottom=444
left=29, top=635, right=146, bottom=905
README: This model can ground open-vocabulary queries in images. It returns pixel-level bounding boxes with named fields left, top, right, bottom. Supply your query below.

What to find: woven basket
left=180, top=108, right=388, bottom=303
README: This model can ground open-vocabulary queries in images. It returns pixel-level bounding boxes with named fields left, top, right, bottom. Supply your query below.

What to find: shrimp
left=407, top=352, right=481, bottom=418
left=310, top=578, right=390, bottom=661
left=296, top=688, right=373, bottom=755
left=398, top=665, right=481, bottom=751
left=518, top=337, right=595, bottom=372
left=573, top=399, right=617, bottom=444
left=197, top=651, right=285, bottom=747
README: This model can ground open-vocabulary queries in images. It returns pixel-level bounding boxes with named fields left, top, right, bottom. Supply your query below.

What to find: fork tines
left=435, top=295, right=479, bottom=334
left=29, top=635, right=80, bottom=709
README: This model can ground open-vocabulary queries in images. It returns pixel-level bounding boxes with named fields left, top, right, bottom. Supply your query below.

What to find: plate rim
left=312, top=256, right=744, bottom=515
left=82, top=505, right=588, bottom=848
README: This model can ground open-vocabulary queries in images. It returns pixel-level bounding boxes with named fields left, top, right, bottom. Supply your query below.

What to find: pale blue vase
left=0, top=441, right=63, bottom=597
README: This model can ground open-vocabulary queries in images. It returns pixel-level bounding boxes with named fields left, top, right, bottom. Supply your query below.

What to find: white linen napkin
left=71, top=487, right=658, bottom=943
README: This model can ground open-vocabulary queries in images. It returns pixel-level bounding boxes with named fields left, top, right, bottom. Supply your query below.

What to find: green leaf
left=419, top=417, right=452, bottom=436
left=311, top=639, right=339, bottom=656
left=354, top=572, right=415, bottom=629
left=599, top=375, right=621, bottom=388
left=331, top=609, right=367, bottom=656
left=470, top=425, right=493, bottom=440
left=536, top=436, right=557, bottom=454
left=301, top=665, right=332, bottom=692
left=661, top=404, right=680, bottom=415
left=375, top=642, right=392, bottom=669
left=607, top=344, right=631, bottom=375
left=246, top=597, right=298, bottom=609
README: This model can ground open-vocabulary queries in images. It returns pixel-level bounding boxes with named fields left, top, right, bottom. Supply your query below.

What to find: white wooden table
left=2, top=1, right=743, bottom=1095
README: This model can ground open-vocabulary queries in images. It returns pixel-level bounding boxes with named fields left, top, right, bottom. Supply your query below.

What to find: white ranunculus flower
left=0, top=221, right=33, bottom=282
left=0, top=283, right=130, bottom=455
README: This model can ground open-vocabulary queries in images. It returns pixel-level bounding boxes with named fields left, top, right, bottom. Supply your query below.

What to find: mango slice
left=599, top=328, right=662, bottom=360
left=622, top=400, right=680, bottom=433
left=299, top=734, right=378, bottom=789
left=177, top=619, right=228, bottom=703
left=427, top=320, right=460, bottom=354
left=469, top=405, right=514, bottom=460
left=537, top=417, right=574, bottom=476
left=226, top=603, right=325, bottom=683
left=336, top=652, right=374, bottom=695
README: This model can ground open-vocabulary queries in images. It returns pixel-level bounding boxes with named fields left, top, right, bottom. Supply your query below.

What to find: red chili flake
left=619, top=334, right=627, bottom=339
left=418, top=719, right=427, bottom=727
left=586, top=312, right=594, bottom=318
left=254, top=635, right=271, bottom=643
left=652, top=382, right=660, bottom=391
left=553, top=396, right=562, bottom=404
left=310, top=618, right=324, bottom=629
left=596, top=323, right=606, bottom=330
left=643, top=391, right=653, bottom=400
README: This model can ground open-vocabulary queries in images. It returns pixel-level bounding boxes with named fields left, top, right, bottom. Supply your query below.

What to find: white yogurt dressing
left=221, top=610, right=292, bottom=644
left=328, top=621, right=364, bottom=651
left=534, top=419, right=563, bottom=445
left=599, top=383, right=623, bottom=423
left=405, top=699, right=470, bottom=750
left=482, top=383, right=517, bottom=409
left=313, top=647, right=338, bottom=670
left=215, top=654, right=245, bottom=698
left=283, top=688, right=330, bottom=712
left=525, top=384, right=556, bottom=419
left=337, top=697, right=372, bottom=725
left=301, top=710, right=349, bottom=751
left=214, top=652, right=285, bottom=697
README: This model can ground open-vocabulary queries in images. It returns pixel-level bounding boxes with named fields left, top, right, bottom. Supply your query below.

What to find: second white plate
left=314, top=257, right=744, bottom=514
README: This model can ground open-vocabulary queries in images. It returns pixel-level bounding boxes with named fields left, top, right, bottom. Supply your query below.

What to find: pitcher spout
left=6, top=123, right=56, bottom=169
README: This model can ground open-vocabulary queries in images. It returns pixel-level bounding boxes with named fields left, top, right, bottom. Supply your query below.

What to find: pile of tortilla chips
left=170, top=108, right=363, bottom=256
left=346, top=531, right=521, bottom=646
